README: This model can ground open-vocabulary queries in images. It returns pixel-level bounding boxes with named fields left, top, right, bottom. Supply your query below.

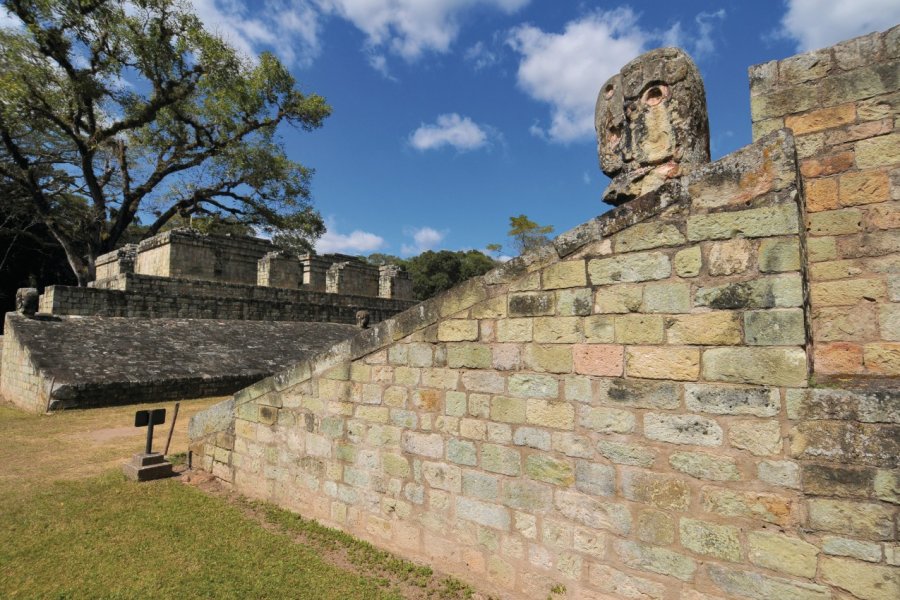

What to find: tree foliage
left=507, top=214, right=553, bottom=255
left=0, top=0, right=330, bottom=285
left=403, top=250, right=496, bottom=301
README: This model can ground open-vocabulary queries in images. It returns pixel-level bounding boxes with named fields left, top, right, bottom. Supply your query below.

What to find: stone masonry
left=189, top=30, right=899, bottom=600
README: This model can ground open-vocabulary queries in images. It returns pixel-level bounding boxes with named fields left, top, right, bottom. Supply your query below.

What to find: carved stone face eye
left=604, top=83, right=615, bottom=99
left=641, top=83, right=669, bottom=106
left=607, top=124, right=621, bottom=147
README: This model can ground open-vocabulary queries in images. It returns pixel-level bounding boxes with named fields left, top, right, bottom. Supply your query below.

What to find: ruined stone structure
left=189, top=28, right=899, bottom=600
left=597, top=47, right=711, bottom=207
left=0, top=229, right=416, bottom=412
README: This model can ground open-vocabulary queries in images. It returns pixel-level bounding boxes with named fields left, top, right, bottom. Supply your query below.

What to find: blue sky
left=186, top=1, right=899, bottom=257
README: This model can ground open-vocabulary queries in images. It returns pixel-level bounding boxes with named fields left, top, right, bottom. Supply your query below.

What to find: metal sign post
left=122, top=407, right=174, bottom=482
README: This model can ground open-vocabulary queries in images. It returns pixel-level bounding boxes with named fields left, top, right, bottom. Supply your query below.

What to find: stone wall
left=0, top=314, right=360, bottom=412
left=41, top=273, right=416, bottom=324
left=327, top=261, right=380, bottom=297
left=0, top=322, right=49, bottom=412
left=188, top=33, right=899, bottom=600
left=750, top=26, right=899, bottom=379
left=134, top=229, right=274, bottom=285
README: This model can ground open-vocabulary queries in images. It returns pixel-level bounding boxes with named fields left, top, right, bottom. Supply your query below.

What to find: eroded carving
left=596, top=47, right=710, bottom=206
left=15, top=288, right=39, bottom=317
left=356, top=310, right=371, bottom=329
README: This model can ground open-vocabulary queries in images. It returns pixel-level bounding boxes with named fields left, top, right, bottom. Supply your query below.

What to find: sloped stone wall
left=750, top=26, right=899, bottom=379
left=190, top=32, right=899, bottom=600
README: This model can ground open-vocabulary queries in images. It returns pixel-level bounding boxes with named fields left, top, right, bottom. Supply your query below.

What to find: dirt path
left=0, top=397, right=224, bottom=493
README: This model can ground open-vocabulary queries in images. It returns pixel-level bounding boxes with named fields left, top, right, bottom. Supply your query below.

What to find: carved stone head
left=595, top=47, right=710, bottom=206
left=355, top=310, right=370, bottom=329
left=15, top=288, right=39, bottom=317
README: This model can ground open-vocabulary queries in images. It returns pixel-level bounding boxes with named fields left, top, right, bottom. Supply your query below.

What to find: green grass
left=0, top=401, right=479, bottom=599
left=0, top=472, right=402, bottom=599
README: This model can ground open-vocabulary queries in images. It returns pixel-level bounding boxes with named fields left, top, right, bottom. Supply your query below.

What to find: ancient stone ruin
left=189, top=27, right=899, bottom=600
left=0, top=229, right=416, bottom=411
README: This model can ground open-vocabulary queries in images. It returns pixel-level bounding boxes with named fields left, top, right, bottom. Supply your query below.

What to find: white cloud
left=779, top=0, right=900, bottom=51
left=507, top=8, right=648, bottom=143
left=465, top=40, right=500, bottom=70
left=401, top=226, right=446, bottom=255
left=319, top=0, right=529, bottom=63
left=508, top=7, right=728, bottom=144
left=190, top=0, right=322, bottom=67
left=316, top=219, right=385, bottom=253
left=409, top=113, right=490, bottom=151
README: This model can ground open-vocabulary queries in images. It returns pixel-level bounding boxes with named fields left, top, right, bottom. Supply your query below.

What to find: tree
left=405, top=250, right=496, bottom=301
left=0, top=0, right=330, bottom=285
left=507, top=214, right=554, bottom=255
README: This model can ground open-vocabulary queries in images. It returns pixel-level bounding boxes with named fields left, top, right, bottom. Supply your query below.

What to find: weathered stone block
left=496, top=318, right=532, bottom=342
left=613, top=221, right=686, bottom=253
left=856, top=132, right=900, bottom=169
left=501, top=480, right=552, bottom=511
left=821, top=556, right=900, bottom=600
left=695, top=274, right=803, bottom=309
left=802, top=463, right=876, bottom=498
left=447, top=343, right=492, bottom=369
left=822, top=536, right=883, bottom=562
left=556, top=288, right=592, bottom=316
left=757, top=460, right=801, bottom=489
left=729, top=419, right=783, bottom=456
left=759, top=238, right=801, bottom=272
left=580, top=405, right=636, bottom=434
left=512, top=426, right=551, bottom=450
left=681, top=518, right=742, bottom=562
left=666, top=312, right=742, bottom=345
left=595, top=284, right=643, bottom=313
left=670, top=451, right=740, bottom=481
left=597, top=439, right=658, bottom=467
left=807, top=499, right=895, bottom=540
left=555, top=490, right=631, bottom=534
left=401, top=431, right=443, bottom=458
left=642, top=281, right=691, bottom=313
left=481, top=443, right=521, bottom=476
left=589, top=252, right=671, bottom=285
left=508, top=373, right=559, bottom=399
left=573, top=344, right=624, bottom=376
left=708, top=238, right=753, bottom=276
left=509, top=292, right=555, bottom=317
left=533, top=316, right=581, bottom=343
left=840, top=169, right=891, bottom=206
left=702, top=488, right=795, bottom=526
left=523, top=344, right=572, bottom=373
left=588, top=565, right=667, bottom=600
left=707, top=564, right=829, bottom=600
left=462, top=470, right=500, bottom=501
left=791, top=420, right=899, bottom=468
left=747, top=531, right=818, bottom=578
left=574, top=460, right=615, bottom=496
left=542, top=260, right=587, bottom=290
left=621, top=470, right=691, bottom=511
left=598, top=378, right=680, bottom=409
left=644, top=413, right=723, bottom=446
left=423, top=461, right=461, bottom=492
left=674, top=246, right=702, bottom=277
left=685, top=383, right=779, bottom=416
left=446, top=439, right=477, bottom=466
left=615, top=314, right=665, bottom=344
left=626, top=346, right=700, bottom=380
left=702, top=347, right=807, bottom=386
left=490, top=396, right=526, bottom=424
left=687, top=204, right=799, bottom=241
left=526, top=399, right=575, bottom=430
left=525, top=454, right=574, bottom=486
left=636, top=509, right=675, bottom=545
left=437, top=320, right=478, bottom=342
left=614, top=540, right=696, bottom=581
left=456, top=497, right=510, bottom=530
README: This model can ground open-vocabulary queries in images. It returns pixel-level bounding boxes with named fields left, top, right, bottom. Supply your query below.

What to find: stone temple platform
left=0, top=314, right=359, bottom=412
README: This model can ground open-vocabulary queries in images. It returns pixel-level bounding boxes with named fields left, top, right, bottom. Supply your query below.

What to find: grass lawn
left=0, top=400, right=477, bottom=599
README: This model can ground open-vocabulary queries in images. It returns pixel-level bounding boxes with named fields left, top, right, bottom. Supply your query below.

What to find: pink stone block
left=573, top=344, right=624, bottom=377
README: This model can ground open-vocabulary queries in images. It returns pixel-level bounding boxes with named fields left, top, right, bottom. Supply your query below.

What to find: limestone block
left=707, top=565, right=829, bottom=600
left=597, top=440, right=658, bottom=467
left=636, top=510, right=675, bottom=545
left=744, top=309, right=806, bottom=345
left=501, top=480, right=552, bottom=511
left=626, top=346, right=700, bottom=380
left=644, top=413, right=722, bottom=446
left=573, top=344, right=624, bottom=377
left=708, top=238, right=753, bottom=276
left=613, top=222, right=686, bottom=253
left=615, top=314, right=665, bottom=344
left=820, top=556, right=900, bottom=600
left=614, top=540, right=696, bottom=581
left=525, top=454, right=574, bottom=486
left=526, top=399, right=575, bottom=430
left=456, top=497, right=510, bottom=530
left=595, top=284, right=644, bottom=313
left=684, top=383, right=779, bottom=416
left=680, top=518, right=742, bottom=562
left=702, top=347, right=807, bottom=386
left=807, top=499, right=895, bottom=540
left=598, top=378, right=680, bottom=409
left=687, top=204, right=799, bottom=241
left=481, top=443, right=521, bottom=476
left=437, top=320, right=478, bottom=342
left=642, top=281, right=691, bottom=313
left=542, top=260, right=587, bottom=290
left=674, top=246, right=702, bottom=277
left=621, top=470, right=691, bottom=511
left=666, top=312, right=742, bottom=345
left=669, top=452, right=740, bottom=481
left=588, top=252, right=671, bottom=285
